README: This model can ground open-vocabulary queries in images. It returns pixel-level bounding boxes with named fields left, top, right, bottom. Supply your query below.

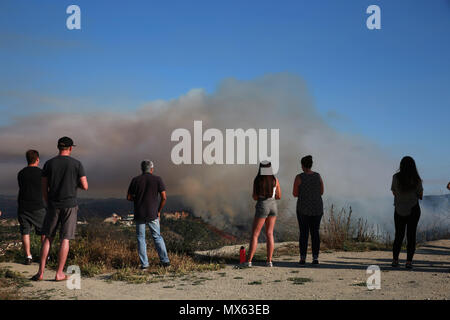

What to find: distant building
left=163, top=211, right=190, bottom=220
left=122, top=213, right=134, bottom=221
left=103, top=213, right=122, bottom=224
left=0, top=219, right=19, bottom=227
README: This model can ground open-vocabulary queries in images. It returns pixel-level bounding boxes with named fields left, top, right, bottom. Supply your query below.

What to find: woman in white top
left=245, top=161, right=281, bottom=267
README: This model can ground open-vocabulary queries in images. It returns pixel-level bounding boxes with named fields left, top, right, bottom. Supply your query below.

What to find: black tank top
left=296, top=172, right=323, bottom=216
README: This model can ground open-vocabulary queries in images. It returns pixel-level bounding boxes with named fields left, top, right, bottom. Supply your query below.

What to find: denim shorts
left=255, top=198, right=278, bottom=218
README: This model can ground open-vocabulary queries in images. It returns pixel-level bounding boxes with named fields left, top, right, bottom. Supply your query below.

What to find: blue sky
left=0, top=0, right=449, bottom=193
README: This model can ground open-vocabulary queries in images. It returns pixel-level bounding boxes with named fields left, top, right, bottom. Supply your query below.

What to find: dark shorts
left=17, top=208, right=46, bottom=235
left=42, top=206, right=78, bottom=240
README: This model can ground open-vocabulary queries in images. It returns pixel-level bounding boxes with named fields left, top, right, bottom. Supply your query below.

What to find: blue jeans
left=136, top=219, right=170, bottom=267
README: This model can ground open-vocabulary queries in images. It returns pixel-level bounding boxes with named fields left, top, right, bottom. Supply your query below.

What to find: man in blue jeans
left=127, top=160, right=170, bottom=269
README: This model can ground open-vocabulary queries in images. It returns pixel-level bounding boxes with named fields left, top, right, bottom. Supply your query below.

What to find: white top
left=270, top=186, right=276, bottom=199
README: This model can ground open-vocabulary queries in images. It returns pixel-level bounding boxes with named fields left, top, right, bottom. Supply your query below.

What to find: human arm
left=319, top=175, right=324, bottom=196
left=275, top=178, right=281, bottom=200
left=391, top=175, right=397, bottom=197
left=417, top=182, right=423, bottom=200
left=292, top=175, right=300, bottom=198
left=157, top=177, right=167, bottom=221
left=77, top=162, right=88, bottom=190
left=42, top=177, right=49, bottom=204
left=79, top=176, right=88, bottom=191
left=158, top=191, right=167, bottom=221
left=252, top=179, right=258, bottom=201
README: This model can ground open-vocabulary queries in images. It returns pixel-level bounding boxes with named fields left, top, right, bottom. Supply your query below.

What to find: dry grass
left=320, top=205, right=390, bottom=251
left=0, top=222, right=223, bottom=281
left=67, top=224, right=223, bottom=278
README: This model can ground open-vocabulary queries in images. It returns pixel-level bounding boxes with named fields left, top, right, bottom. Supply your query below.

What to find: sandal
left=54, top=274, right=70, bottom=282
left=31, top=274, right=43, bottom=281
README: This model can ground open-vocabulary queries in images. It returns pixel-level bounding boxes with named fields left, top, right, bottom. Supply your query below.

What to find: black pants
left=393, top=204, right=421, bottom=262
left=297, top=214, right=322, bottom=260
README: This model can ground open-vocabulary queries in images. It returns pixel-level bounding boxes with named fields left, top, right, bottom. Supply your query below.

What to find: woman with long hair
left=391, top=156, right=423, bottom=269
left=293, top=155, right=324, bottom=265
left=245, top=160, right=281, bottom=267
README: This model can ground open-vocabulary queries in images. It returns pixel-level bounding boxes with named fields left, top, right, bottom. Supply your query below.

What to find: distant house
left=122, top=213, right=134, bottom=221
left=0, top=219, right=19, bottom=227
left=163, top=211, right=190, bottom=220
left=103, top=213, right=122, bottom=224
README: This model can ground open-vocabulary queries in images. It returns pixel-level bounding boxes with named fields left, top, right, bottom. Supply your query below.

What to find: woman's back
left=391, top=173, right=423, bottom=216
left=254, top=175, right=276, bottom=199
left=297, top=172, right=323, bottom=216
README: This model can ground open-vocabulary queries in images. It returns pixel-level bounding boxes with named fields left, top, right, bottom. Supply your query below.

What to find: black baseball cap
left=57, top=136, right=76, bottom=148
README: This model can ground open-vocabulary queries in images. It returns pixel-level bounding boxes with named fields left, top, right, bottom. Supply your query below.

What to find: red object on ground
left=239, top=246, right=246, bottom=264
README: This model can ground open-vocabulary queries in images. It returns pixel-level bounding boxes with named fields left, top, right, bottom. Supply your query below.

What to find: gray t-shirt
left=391, top=174, right=423, bottom=216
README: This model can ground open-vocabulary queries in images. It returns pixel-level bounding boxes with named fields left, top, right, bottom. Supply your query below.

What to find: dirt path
left=2, top=240, right=449, bottom=300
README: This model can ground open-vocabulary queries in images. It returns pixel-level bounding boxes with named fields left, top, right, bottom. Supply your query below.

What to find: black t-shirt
left=17, top=166, right=45, bottom=211
left=42, top=155, right=86, bottom=208
left=127, top=173, right=166, bottom=222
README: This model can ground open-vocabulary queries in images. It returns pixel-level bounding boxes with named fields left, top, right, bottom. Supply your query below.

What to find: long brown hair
left=253, top=161, right=276, bottom=198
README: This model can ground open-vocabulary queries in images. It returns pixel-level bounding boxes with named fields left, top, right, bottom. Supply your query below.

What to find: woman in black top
left=292, top=155, right=324, bottom=265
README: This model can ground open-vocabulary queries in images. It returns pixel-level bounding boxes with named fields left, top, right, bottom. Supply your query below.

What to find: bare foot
left=55, top=273, right=69, bottom=281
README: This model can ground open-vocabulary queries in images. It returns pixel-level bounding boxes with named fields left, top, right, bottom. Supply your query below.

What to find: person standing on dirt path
left=245, top=160, right=281, bottom=268
left=127, top=160, right=170, bottom=269
left=32, top=137, right=88, bottom=282
left=391, top=156, right=423, bottom=269
left=293, top=155, right=324, bottom=266
left=17, top=150, right=46, bottom=265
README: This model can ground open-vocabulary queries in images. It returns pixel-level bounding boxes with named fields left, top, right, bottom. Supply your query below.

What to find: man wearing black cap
left=32, top=137, right=88, bottom=281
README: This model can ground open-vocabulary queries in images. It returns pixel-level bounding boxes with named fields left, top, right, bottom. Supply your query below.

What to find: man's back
left=128, top=173, right=166, bottom=223
left=17, top=166, right=44, bottom=211
left=43, top=155, right=85, bottom=208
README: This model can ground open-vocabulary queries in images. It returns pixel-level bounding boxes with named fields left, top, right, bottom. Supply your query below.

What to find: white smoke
left=0, top=73, right=432, bottom=232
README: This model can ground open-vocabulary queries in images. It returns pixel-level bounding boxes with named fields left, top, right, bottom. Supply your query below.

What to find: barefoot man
left=32, top=137, right=88, bottom=281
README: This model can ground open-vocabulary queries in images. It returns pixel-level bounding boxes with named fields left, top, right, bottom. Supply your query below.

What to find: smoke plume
left=0, top=73, right=407, bottom=231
